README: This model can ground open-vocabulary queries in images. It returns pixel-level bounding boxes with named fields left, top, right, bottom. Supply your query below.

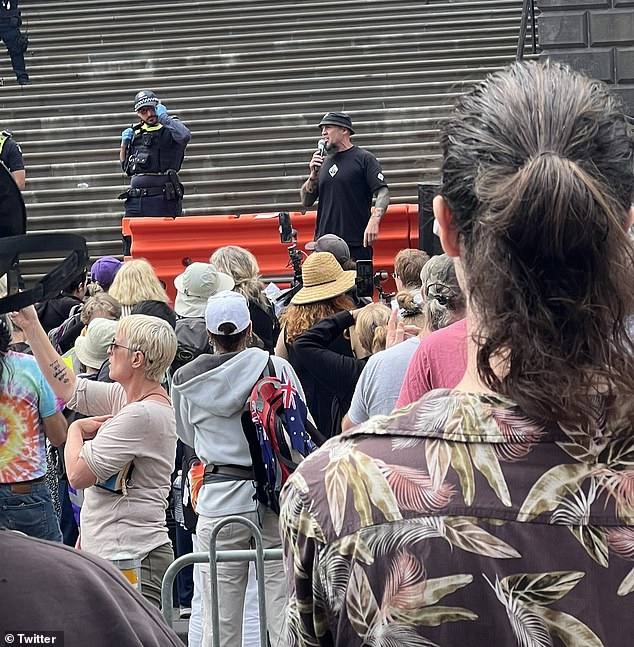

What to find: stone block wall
left=537, top=0, right=634, bottom=111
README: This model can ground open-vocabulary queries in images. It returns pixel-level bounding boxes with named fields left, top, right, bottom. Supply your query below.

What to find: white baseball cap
left=205, top=290, right=250, bottom=335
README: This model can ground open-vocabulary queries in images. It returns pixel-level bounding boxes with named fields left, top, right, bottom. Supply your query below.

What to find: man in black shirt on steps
left=300, top=111, right=390, bottom=261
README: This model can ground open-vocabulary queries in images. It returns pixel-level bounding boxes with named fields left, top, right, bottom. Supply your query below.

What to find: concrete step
left=23, top=156, right=440, bottom=197
left=9, top=44, right=524, bottom=79
left=9, top=52, right=518, bottom=86
left=25, top=20, right=524, bottom=53
left=9, top=34, right=526, bottom=68
left=28, top=5, right=523, bottom=31
left=0, top=73, right=494, bottom=116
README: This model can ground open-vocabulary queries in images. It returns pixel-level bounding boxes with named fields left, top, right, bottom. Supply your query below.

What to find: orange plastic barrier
left=122, top=204, right=419, bottom=302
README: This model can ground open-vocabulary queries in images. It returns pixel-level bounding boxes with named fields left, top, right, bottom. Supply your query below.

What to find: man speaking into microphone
left=300, top=111, right=390, bottom=261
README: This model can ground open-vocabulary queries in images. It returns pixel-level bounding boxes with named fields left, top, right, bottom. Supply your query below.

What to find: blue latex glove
left=121, top=127, right=134, bottom=144
left=155, top=103, right=167, bottom=118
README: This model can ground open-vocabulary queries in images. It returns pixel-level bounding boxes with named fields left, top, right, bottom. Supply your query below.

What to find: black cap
left=318, top=112, right=355, bottom=135
left=134, top=90, right=158, bottom=112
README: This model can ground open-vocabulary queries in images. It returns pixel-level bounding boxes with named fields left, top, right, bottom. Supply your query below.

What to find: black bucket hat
left=318, top=111, right=355, bottom=135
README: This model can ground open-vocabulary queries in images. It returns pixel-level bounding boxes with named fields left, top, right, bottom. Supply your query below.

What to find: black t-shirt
left=315, top=146, right=387, bottom=246
left=285, top=325, right=354, bottom=438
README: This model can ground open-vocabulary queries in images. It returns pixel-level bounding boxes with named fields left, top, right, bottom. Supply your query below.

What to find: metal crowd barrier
left=161, top=515, right=284, bottom=647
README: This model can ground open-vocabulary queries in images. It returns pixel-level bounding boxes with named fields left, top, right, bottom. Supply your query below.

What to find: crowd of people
left=0, top=59, right=633, bottom=647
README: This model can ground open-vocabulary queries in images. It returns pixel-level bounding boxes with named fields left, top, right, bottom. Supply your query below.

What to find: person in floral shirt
left=279, top=60, right=634, bottom=647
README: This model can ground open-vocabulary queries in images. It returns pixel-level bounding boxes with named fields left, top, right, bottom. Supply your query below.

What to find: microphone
left=317, top=138, right=326, bottom=156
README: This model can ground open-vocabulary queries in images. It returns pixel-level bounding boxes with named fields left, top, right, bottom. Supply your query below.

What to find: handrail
left=516, top=0, right=537, bottom=61
left=160, top=543, right=284, bottom=641
left=208, top=516, right=271, bottom=647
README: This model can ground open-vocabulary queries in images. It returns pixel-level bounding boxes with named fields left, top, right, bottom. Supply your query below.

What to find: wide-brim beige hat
left=74, top=317, right=118, bottom=370
left=291, top=252, right=356, bottom=305
left=174, top=262, right=235, bottom=318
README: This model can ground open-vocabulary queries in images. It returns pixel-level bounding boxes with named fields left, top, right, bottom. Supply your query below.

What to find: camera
left=355, top=261, right=393, bottom=304
left=275, top=212, right=305, bottom=307
left=355, top=260, right=373, bottom=298
left=278, top=211, right=293, bottom=244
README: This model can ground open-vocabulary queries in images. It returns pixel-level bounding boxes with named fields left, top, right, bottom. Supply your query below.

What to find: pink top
left=395, top=318, right=468, bottom=408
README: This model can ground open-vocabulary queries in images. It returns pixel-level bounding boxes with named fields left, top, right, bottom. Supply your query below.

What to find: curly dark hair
left=439, top=60, right=634, bottom=428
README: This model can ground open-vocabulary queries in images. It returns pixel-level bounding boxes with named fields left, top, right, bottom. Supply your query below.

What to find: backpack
left=172, top=316, right=210, bottom=373
left=241, top=359, right=325, bottom=514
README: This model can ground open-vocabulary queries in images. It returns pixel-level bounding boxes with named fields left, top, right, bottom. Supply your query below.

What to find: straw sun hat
left=291, top=252, right=356, bottom=305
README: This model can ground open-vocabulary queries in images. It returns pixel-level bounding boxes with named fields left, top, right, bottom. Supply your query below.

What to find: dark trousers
left=123, top=173, right=183, bottom=218
left=124, top=194, right=182, bottom=218
left=174, top=523, right=194, bottom=607
left=349, top=245, right=373, bottom=262
left=122, top=174, right=182, bottom=253
left=58, top=478, right=79, bottom=547
left=0, top=23, right=27, bottom=81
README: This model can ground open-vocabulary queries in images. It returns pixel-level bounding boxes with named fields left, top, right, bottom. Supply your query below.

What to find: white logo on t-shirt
left=329, top=164, right=339, bottom=177
left=377, top=172, right=384, bottom=181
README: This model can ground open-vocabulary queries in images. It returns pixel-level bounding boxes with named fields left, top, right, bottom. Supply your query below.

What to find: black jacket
left=289, top=311, right=367, bottom=438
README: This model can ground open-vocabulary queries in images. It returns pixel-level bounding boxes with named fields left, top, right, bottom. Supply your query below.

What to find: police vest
left=0, top=1, right=19, bottom=21
left=125, top=122, right=186, bottom=176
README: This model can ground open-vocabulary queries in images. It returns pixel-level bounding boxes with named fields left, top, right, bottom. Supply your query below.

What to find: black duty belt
left=203, top=464, right=254, bottom=484
left=127, top=187, right=166, bottom=198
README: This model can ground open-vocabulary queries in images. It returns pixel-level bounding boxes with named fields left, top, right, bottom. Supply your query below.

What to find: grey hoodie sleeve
left=171, top=385, right=195, bottom=448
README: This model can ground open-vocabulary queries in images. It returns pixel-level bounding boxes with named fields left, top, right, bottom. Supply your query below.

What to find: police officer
left=0, top=129, right=25, bottom=190
left=119, top=90, right=191, bottom=221
left=0, top=0, right=29, bottom=85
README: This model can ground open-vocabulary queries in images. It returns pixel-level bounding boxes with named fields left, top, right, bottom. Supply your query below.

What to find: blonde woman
left=13, top=307, right=178, bottom=608
left=108, top=259, right=169, bottom=316
left=210, top=245, right=279, bottom=352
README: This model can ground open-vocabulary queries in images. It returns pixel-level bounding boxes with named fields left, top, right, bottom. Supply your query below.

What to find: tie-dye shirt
left=0, top=351, right=57, bottom=483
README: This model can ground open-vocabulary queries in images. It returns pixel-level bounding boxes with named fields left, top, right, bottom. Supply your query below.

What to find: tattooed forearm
left=372, top=187, right=390, bottom=220
left=300, top=177, right=318, bottom=207
left=50, top=360, right=70, bottom=384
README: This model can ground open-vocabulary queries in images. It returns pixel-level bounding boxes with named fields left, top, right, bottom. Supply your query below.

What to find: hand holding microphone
left=309, top=138, right=326, bottom=177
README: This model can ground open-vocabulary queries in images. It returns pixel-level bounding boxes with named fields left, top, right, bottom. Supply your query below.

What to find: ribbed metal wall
left=5, top=0, right=530, bottom=276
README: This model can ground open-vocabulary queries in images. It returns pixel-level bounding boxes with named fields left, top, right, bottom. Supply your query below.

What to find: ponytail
left=440, top=60, right=634, bottom=427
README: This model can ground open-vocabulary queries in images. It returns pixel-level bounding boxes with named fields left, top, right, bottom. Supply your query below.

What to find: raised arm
left=10, top=305, right=77, bottom=403
left=300, top=151, right=323, bottom=207
left=157, top=106, right=191, bottom=145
